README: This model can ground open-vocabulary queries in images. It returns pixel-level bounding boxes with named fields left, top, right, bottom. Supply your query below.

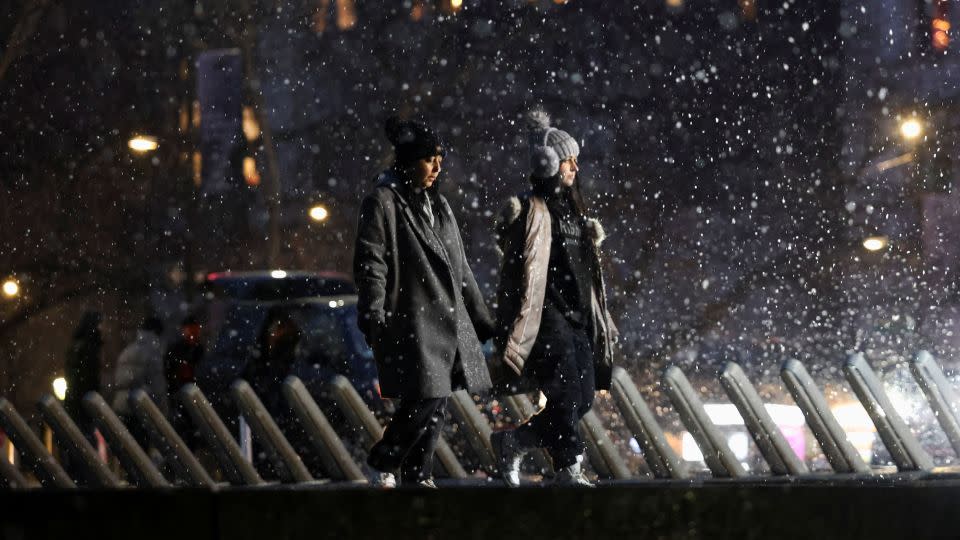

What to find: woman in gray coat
left=353, top=116, right=494, bottom=488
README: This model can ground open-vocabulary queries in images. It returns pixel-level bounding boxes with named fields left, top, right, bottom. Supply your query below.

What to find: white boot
left=552, top=459, right=595, bottom=487
left=490, top=430, right=527, bottom=488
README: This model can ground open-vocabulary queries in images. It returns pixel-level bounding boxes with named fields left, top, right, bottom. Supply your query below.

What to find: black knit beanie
left=385, top=116, right=445, bottom=164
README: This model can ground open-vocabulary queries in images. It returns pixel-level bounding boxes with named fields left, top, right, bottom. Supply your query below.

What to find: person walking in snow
left=353, top=116, right=495, bottom=488
left=111, top=315, right=169, bottom=433
left=64, top=310, right=105, bottom=438
left=164, top=316, right=204, bottom=447
left=490, top=109, right=618, bottom=487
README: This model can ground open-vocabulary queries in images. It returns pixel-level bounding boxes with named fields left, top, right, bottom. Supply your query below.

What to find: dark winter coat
left=353, top=171, right=495, bottom=399
left=164, top=340, right=203, bottom=393
left=64, top=314, right=103, bottom=422
left=492, top=193, right=617, bottom=392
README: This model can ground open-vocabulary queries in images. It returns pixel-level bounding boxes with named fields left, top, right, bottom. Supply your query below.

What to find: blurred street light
left=932, top=17, right=950, bottom=51
left=270, top=270, right=288, bottom=279
left=52, top=377, right=67, bottom=401
left=128, top=135, right=159, bottom=153
left=309, top=204, right=329, bottom=223
left=242, top=107, right=260, bottom=142
left=863, top=236, right=889, bottom=252
left=899, top=118, right=923, bottom=141
left=2, top=279, right=19, bottom=298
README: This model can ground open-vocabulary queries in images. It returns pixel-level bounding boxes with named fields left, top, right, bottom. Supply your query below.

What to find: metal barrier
left=327, top=375, right=468, bottom=480
left=0, top=398, right=75, bottom=488
left=844, top=354, right=933, bottom=471
left=81, top=392, right=170, bottom=488
left=230, top=380, right=313, bottom=484
left=780, top=359, right=868, bottom=474
left=129, top=389, right=214, bottom=488
left=179, top=384, right=264, bottom=486
left=36, top=394, right=122, bottom=487
left=610, top=367, right=688, bottom=479
left=720, top=362, right=808, bottom=476
left=448, top=390, right=497, bottom=475
left=326, top=376, right=383, bottom=450
left=282, top=376, right=366, bottom=482
left=10, top=352, right=960, bottom=491
left=663, top=366, right=745, bottom=478
left=580, top=410, right=632, bottom=480
left=0, top=449, right=28, bottom=488
left=910, top=351, right=960, bottom=457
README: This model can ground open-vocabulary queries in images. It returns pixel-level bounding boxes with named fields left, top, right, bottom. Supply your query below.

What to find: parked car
left=191, top=271, right=384, bottom=426
left=201, top=270, right=356, bottom=301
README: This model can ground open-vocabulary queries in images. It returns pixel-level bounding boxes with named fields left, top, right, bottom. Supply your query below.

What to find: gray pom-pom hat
left=527, top=109, right=580, bottom=178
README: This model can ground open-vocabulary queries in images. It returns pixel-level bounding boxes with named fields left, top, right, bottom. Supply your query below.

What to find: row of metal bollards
left=1, top=351, right=959, bottom=489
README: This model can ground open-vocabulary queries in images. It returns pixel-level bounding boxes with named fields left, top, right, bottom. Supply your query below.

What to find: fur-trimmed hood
left=496, top=195, right=606, bottom=248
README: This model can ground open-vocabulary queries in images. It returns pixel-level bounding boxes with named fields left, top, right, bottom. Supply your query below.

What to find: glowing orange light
left=313, top=0, right=330, bottom=33
left=411, top=0, right=424, bottom=21
left=2, top=279, right=19, bottom=298
left=336, top=0, right=357, bottom=30
left=933, top=18, right=950, bottom=51
left=309, top=204, right=329, bottom=222
left=242, top=107, right=260, bottom=142
left=128, top=135, right=159, bottom=153
left=934, top=32, right=950, bottom=50
left=192, top=152, right=202, bottom=188
left=243, top=156, right=261, bottom=187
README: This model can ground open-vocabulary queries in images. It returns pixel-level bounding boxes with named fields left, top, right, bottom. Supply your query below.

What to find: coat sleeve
left=492, top=201, right=527, bottom=348
left=353, top=194, right=389, bottom=340
left=459, top=236, right=496, bottom=343
left=441, top=197, right=495, bottom=342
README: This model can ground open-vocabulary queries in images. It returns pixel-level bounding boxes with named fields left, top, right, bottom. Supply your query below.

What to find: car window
left=213, top=304, right=268, bottom=360
left=205, top=276, right=356, bottom=301
left=338, top=305, right=372, bottom=358
left=295, top=305, right=351, bottom=367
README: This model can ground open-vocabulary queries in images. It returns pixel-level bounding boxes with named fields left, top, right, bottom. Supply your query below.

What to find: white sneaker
left=372, top=470, right=397, bottom=488
left=415, top=478, right=438, bottom=489
left=490, top=430, right=526, bottom=488
left=552, top=461, right=595, bottom=487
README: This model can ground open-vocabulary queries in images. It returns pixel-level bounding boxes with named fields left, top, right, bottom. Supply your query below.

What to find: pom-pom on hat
left=527, top=109, right=579, bottom=179
left=385, top=116, right=446, bottom=164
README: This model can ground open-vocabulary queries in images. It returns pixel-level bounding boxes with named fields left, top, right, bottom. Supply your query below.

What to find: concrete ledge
left=3, top=482, right=960, bottom=539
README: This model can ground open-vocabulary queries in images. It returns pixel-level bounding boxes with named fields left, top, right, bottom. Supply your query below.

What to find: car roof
left=205, top=270, right=352, bottom=281
left=228, top=294, right=359, bottom=307
left=202, top=271, right=356, bottom=301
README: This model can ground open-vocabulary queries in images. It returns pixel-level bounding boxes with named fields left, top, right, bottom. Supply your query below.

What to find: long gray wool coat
left=353, top=171, right=495, bottom=399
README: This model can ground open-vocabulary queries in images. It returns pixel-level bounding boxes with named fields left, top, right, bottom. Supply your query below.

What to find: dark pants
left=367, top=397, right=448, bottom=482
left=516, top=325, right=595, bottom=470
